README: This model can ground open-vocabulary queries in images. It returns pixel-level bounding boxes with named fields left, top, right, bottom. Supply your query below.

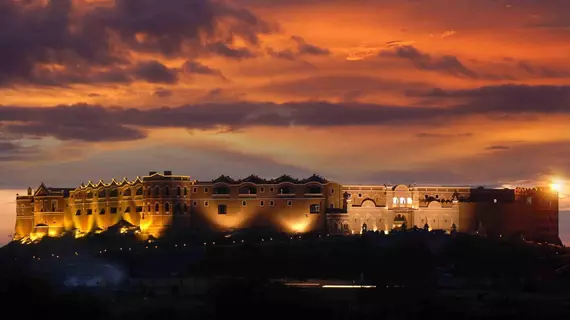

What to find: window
left=124, top=207, right=131, bottom=213
left=204, top=201, right=209, bottom=207
left=147, top=188, right=151, bottom=196
left=87, top=192, right=93, bottom=199
left=260, top=187, right=265, bottom=193
left=218, top=204, right=227, bottom=215
left=270, top=187, right=274, bottom=192
left=330, top=204, right=334, bottom=209
left=75, top=209, right=81, bottom=216
left=175, top=203, right=182, bottom=214
left=165, top=203, right=170, bottom=212
left=287, top=200, right=293, bottom=207
left=192, top=187, right=197, bottom=193
left=214, top=186, right=231, bottom=194
left=99, top=209, right=104, bottom=215
left=98, top=190, right=106, bottom=198
left=358, top=193, right=362, bottom=198
left=110, top=207, right=117, bottom=214
left=310, top=204, right=320, bottom=214
left=176, top=186, right=181, bottom=196
left=109, top=189, right=118, bottom=198
left=493, top=199, right=497, bottom=204
left=123, top=188, right=132, bottom=197
left=154, top=187, right=160, bottom=197
left=184, top=187, right=188, bottom=196
left=155, top=203, right=159, bottom=212
left=400, top=197, right=406, bottom=204
left=192, top=201, right=197, bottom=207
left=526, top=197, right=532, bottom=205
left=165, top=187, right=170, bottom=196
left=136, top=206, right=143, bottom=213
left=87, top=209, right=93, bottom=215
left=260, top=200, right=265, bottom=207
left=407, top=197, right=413, bottom=204
left=204, top=187, right=209, bottom=193
left=270, top=200, right=275, bottom=207
left=331, top=188, right=334, bottom=194
left=184, top=203, right=188, bottom=214
left=136, top=187, right=143, bottom=196
left=239, top=186, right=257, bottom=195
left=147, top=205, right=151, bottom=212
left=280, top=187, right=292, bottom=194
left=306, top=186, right=322, bottom=194
left=51, top=200, right=57, bottom=212
left=242, top=201, right=247, bottom=207
left=393, top=197, right=398, bottom=204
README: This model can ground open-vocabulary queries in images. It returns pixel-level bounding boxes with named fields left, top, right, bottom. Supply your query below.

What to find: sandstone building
left=14, top=171, right=561, bottom=244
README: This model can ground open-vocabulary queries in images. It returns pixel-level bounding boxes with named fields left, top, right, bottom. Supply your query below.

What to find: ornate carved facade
left=14, top=171, right=561, bottom=244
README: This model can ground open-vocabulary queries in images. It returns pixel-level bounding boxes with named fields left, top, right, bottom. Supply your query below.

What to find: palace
left=14, top=171, right=561, bottom=244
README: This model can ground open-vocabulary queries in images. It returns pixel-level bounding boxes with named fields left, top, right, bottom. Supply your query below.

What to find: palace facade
left=14, top=171, right=561, bottom=244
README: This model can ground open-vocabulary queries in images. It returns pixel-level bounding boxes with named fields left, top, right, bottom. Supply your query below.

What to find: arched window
left=184, top=187, right=188, bottom=196
left=400, top=197, right=406, bottom=204
left=407, top=197, right=412, bottom=204
left=87, top=192, right=93, bottom=199
left=392, top=197, right=398, bottom=205
left=98, top=189, right=106, bottom=198
left=154, top=186, right=160, bottom=197
left=165, top=202, right=170, bottom=212
left=184, top=203, right=188, bottom=214
left=147, top=188, right=151, bottom=196
left=136, top=187, right=143, bottom=196
left=123, top=188, right=132, bottom=197
left=147, top=204, right=151, bottom=212
left=155, top=203, right=159, bottom=212
left=109, top=189, right=118, bottom=198
left=165, top=187, right=170, bottom=196
left=177, top=186, right=181, bottom=196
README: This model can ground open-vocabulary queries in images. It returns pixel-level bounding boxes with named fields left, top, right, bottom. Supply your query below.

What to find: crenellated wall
left=13, top=173, right=561, bottom=244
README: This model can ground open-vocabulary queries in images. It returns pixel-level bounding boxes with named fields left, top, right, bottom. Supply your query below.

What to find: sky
left=1, top=0, right=570, bottom=245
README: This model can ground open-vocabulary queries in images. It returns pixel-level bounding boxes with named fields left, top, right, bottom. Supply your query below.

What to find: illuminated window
left=218, top=204, right=227, bottom=215
left=407, top=197, right=413, bottom=204
left=310, top=204, right=320, bottom=214
left=493, top=199, right=497, bottom=204
left=393, top=197, right=398, bottom=204
left=400, top=197, right=406, bottom=204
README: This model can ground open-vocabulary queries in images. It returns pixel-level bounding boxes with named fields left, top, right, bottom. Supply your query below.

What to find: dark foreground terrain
left=2, top=229, right=570, bottom=319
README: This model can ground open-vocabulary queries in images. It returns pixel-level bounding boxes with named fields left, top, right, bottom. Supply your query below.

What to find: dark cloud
left=486, top=145, right=510, bottom=150
left=182, top=61, right=227, bottom=80
left=413, top=84, right=570, bottom=114
left=133, top=60, right=178, bottom=84
left=291, top=36, right=330, bottom=56
left=0, top=0, right=272, bottom=87
left=266, top=48, right=296, bottom=60
left=380, top=45, right=478, bottom=78
left=153, top=89, right=173, bottom=98
left=206, top=42, right=257, bottom=59
left=0, top=84, right=568, bottom=142
left=416, top=132, right=473, bottom=138
left=87, top=93, right=102, bottom=98
left=0, top=141, right=38, bottom=161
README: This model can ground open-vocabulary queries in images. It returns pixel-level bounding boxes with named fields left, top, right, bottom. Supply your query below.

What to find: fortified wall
left=14, top=171, right=560, bottom=244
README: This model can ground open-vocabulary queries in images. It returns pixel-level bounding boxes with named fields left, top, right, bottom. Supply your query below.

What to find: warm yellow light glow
left=550, top=179, right=564, bottom=193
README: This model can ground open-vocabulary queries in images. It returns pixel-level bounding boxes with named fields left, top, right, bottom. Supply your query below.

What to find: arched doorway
left=393, top=214, right=407, bottom=230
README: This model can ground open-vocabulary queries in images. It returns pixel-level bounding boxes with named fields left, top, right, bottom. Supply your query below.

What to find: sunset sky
left=1, top=0, right=569, bottom=245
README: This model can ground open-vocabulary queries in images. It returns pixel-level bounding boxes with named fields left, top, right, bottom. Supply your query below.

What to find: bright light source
left=550, top=179, right=565, bottom=193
